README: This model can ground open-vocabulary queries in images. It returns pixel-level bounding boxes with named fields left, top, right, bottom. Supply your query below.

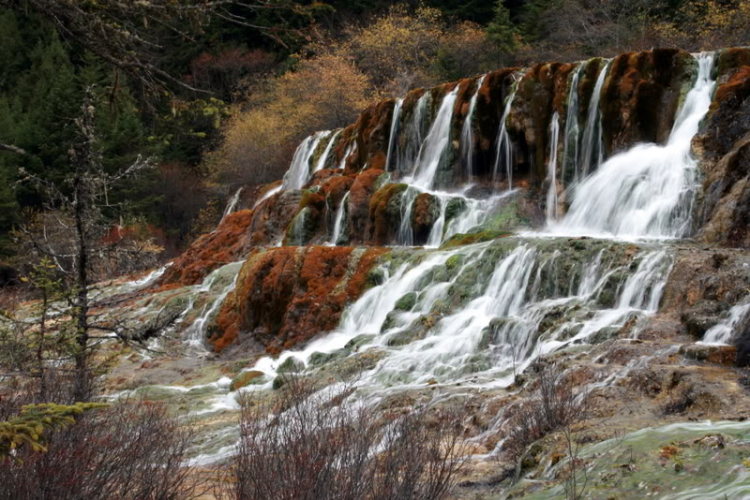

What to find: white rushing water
left=561, top=63, right=583, bottom=186
left=328, top=191, right=349, bottom=245
left=167, top=54, right=723, bottom=472
left=405, top=87, right=459, bottom=190
left=252, top=130, right=330, bottom=209
left=394, top=92, right=430, bottom=174
left=578, top=59, right=610, bottom=181
left=221, top=187, right=244, bottom=221
left=493, top=82, right=519, bottom=187
left=551, top=53, right=716, bottom=239
left=313, top=129, right=341, bottom=173
left=233, top=239, right=671, bottom=396
left=282, top=131, right=329, bottom=191
left=385, top=98, right=403, bottom=171
left=700, top=301, right=750, bottom=345
left=183, top=261, right=244, bottom=352
left=461, top=76, right=486, bottom=178
left=545, top=112, right=561, bottom=224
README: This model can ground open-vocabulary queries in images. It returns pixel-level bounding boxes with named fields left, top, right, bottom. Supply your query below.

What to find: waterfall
left=579, top=60, right=610, bottom=181
left=184, top=261, right=244, bottom=352
left=282, top=131, right=328, bottom=191
left=238, top=238, right=672, bottom=391
left=221, top=187, right=243, bottom=221
left=545, top=113, right=561, bottom=224
left=251, top=251, right=457, bottom=380
left=552, top=53, right=716, bottom=239
left=406, top=87, right=459, bottom=190
left=313, top=130, right=341, bottom=173
left=561, top=64, right=583, bottom=185
left=328, top=191, right=349, bottom=246
left=700, top=301, right=750, bottom=345
left=397, top=187, right=419, bottom=246
left=461, top=76, right=486, bottom=178
left=493, top=82, right=518, bottom=187
left=396, top=93, right=430, bottom=174
left=337, top=142, right=355, bottom=170
left=385, top=99, right=403, bottom=171
left=443, top=190, right=517, bottom=242
left=425, top=195, right=449, bottom=248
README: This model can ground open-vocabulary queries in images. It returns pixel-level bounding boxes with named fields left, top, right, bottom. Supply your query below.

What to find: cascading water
left=397, top=187, right=419, bottom=246
left=545, top=113, right=561, bottom=224
left=552, top=53, right=716, bottom=239
left=236, top=238, right=672, bottom=394
left=406, top=87, right=459, bottom=190
left=328, top=191, right=349, bottom=246
left=183, top=261, right=244, bottom=352
left=395, top=93, right=430, bottom=174
left=425, top=196, right=450, bottom=247
left=561, top=64, right=583, bottom=185
left=461, top=76, right=486, bottom=178
left=493, top=75, right=520, bottom=187
left=221, top=187, right=243, bottom=221
left=254, top=131, right=330, bottom=208
left=700, top=301, right=750, bottom=345
left=385, top=99, right=403, bottom=171
left=282, top=131, right=329, bottom=191
left=313, top=130, right=341, bottom=173
left=578, top=60, right=610, bottom=181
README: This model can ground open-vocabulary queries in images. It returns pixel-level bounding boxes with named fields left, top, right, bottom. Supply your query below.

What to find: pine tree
left=487, top=0, right=518, bottom=53
left=0, top=402, right=106, bottom=459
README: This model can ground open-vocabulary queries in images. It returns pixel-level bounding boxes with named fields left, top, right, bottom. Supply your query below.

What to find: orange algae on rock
left=208, top=246, right=389, bottom=353
left=156, top=209, right=254, bottom=288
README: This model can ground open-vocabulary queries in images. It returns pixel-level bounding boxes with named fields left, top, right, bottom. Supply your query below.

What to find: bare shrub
left=0, top=397, right=203, bottom=500
left=219, top=377, right=466, bottom=500
left=504, top=363, right=587, bottom=463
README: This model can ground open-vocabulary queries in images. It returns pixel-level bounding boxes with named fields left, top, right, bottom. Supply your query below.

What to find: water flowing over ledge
left=107, top=49, right=750, bottom=489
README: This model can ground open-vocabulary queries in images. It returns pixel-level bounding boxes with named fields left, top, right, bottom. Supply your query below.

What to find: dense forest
left=1, top=0, right=749, bottom=273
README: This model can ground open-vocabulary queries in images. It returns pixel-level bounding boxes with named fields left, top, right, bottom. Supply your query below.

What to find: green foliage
left=487, top=0, right=518, bottom=53
left=0, top=402, right=106, bottom=459
left=516, top=0, right=563, bottom=43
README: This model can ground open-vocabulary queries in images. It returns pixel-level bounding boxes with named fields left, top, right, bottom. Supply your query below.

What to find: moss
left=345, top=334, right=376, bottom=351
left=411, top=193, right=440, bottom=243
left=445, top=197, right=467, bottom=222
left=283, top=207, right=314, bottom=246
left=441, top=230, right=512, bottom=249
left=309, top=350, right=348, bottom=367
left=445, top=254, right=465, bottom=272
left=395, top=292, right=417, bottom=311
left=278, top=357, right=304, bottom=374
left=365, top=266, right=387, bottom=288
left=368, top=183, right=408, bottom=244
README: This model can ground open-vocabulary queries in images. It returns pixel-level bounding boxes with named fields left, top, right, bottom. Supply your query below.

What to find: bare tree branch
left=0, top=143, right=25, bottom=155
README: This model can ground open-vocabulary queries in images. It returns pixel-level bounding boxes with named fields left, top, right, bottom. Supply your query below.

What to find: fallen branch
left=0, top=143, right=25, bottom=155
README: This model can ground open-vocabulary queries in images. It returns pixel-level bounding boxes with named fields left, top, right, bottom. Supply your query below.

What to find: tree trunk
left=72, top=168, right=91, bottom=402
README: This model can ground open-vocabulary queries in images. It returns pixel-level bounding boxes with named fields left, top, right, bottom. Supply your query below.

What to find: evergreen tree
left=487, top=0, right=518, bottom=53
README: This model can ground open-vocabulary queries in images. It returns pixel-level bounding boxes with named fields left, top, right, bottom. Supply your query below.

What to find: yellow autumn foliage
left=213, top=53, right=371, bottom=186
left=650, top=0, right=750, bottom=49
left=212, top=5, right=500, bottom=187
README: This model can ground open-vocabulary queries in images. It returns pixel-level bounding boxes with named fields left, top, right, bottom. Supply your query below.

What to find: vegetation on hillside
left=1, top=0, right=749, bottom=271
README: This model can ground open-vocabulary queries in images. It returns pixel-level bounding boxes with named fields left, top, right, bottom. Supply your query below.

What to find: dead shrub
left=0, top=397, right=203, bottom=500
left=219, top=377, right=466, bottom=500
left=503, top=364, right=587, bottom=462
